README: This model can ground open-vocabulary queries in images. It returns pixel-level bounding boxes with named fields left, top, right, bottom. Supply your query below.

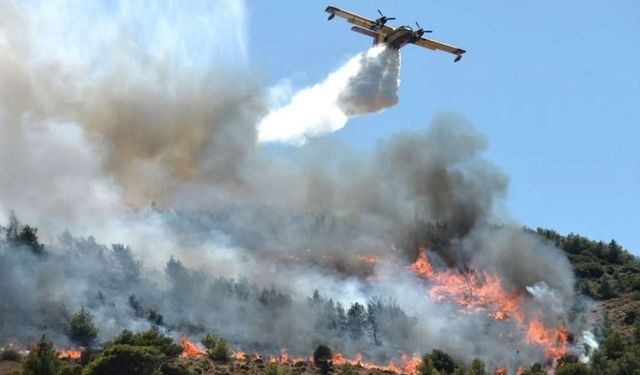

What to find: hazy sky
left=246, top=1, right=640, bottom=255
left=2, top=1, right=638, bottom=255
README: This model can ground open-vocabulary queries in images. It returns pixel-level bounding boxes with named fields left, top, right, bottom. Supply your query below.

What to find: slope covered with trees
left=534, top=228, right=640, bottom=341
left=1, top=218, right=639, bottom=374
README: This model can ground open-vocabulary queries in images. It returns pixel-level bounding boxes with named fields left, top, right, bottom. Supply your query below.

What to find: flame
left=526, top=319, right=568, bottom=358
left=233, top=351, right=247, bottom=361
left=57, top=348, right=81, bottom=359
left=256, top=350, right=310, bottom=366
left=408, top=249, right=568, bottom=362
left=408, top=248, right=434, bottom=278
left=330, top=352, right=420, bottom=375
left=176, top=245, right=570, bottom=373
left=180, top=336, right=205, bottom=358
left=279, top=350, right=289, bottom=364
left=409, top=249, right=522, bottom=320
left=331, top=352, right=346, bottom=365
left=399, top=353, right=422, bottom=375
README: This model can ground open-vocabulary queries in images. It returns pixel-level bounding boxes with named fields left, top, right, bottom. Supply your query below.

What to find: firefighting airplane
left=325, top=6, right=466, bottom=62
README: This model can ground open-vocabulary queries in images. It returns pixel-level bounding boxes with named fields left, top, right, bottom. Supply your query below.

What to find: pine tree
left=68, top=306, right=99, bottom=346
left=22, top=335, right=61, bottom=375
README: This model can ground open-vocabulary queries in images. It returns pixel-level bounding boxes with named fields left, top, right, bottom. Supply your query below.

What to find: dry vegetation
left=0, top=361, right=21, bottom=375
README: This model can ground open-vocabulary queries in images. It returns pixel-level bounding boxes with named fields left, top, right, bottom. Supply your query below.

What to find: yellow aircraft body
left=326, top=6, right=466, bottom=62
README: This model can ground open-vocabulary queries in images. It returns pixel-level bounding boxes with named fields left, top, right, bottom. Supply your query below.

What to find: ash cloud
left=0, top=0, right=594, bottom=371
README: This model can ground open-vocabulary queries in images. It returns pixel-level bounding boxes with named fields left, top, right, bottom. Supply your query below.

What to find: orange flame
left=331, top=352, right=420, bottom=375
left=408, top=249, right=568, bottom=362
left=526, top=319, right=568, bottom=358
left=409, top=249, right=522, bottom=320
left=407, top=248, right=434, bottom=278
left=399, top=353, right=422, bottom=375
left=233, top=351, right=247, bottom=361
left=57, top=348, right=81, bottom=359
left=180, top=336, right=205, bottom=358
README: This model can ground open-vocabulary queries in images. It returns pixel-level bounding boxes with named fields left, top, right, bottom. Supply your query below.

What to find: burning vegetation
left=0, top=214, right=618, bottom=374
left=8, top=216, right=636, bottom=375
left=408, top=248, right=569, bottom=361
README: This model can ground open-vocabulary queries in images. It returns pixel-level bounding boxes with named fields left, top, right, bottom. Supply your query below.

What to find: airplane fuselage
left=380, top=26, right=417, bottom=49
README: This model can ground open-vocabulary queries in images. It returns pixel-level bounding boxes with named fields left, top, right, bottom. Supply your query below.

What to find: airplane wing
left=325, top=6, right=393, bottom=33
left=414, top=37, right=466, bottom=62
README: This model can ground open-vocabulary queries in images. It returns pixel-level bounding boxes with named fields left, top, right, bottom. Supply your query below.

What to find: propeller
left=375, top=9, right=396, bottom=25
left=415, top=22, right=433, bottom=34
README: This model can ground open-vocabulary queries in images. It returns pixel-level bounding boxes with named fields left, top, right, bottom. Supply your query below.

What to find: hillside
left=534, top=228, right=640, bottom=340
left=1, top=226, right=639, bottom=375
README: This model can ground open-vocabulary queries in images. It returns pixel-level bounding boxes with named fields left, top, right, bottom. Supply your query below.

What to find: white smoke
left=526, top=282, right=565, bottom=315
left=257, top=45, right=400, bottom=146
left=577, top=331, right=599, bottom=363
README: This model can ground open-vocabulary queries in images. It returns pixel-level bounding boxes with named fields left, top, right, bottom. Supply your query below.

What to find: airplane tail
left=350, top=26, right=381, bottom=45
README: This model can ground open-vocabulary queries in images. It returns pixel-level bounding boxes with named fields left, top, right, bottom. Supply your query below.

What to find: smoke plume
left=257, top=45, right=400, bottom=145
left=0, top=1, right=596, bottom=372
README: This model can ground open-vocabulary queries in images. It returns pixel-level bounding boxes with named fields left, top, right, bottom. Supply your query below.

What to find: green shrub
left=82, top=344, right=164, bottom=375
left=6, top=213, right=45, bottom=255
left=79, top=349, right=96, bottom=366
left=57, top=364, right=82, bottom=375
left=23, top=335, right=61, bottom=375
left=417, top=355, right=441, bottom=375
left=313, top=344, right=332, bottom=364
left=159, top=361, right=194, bottom=375
left=429, top=349, right=457, bottom=375
left=200, top=333, right=230, bottom=362
left=341, top=365, right=357, bottom=375
left=615, top=346, right=640, bottom=375
left=0, top=348, right=22, bottom=362
left=469, top=359, right=487, bottom=375
left=597, top=278, right=617, bottom=300
left=210, top=339, right=230, bottom=362
left=68, top=307, right=98, bottom=347
left=200, top=333, right=218, bottom=351
left=519, top=363, right=546, bottom=375
left=603, top=331, right=625, bottom=360
left=575, top=263, right=604, bottom=279
left=623, top=309, right=638, bottom=325
left=264, top=363, right=288, bottom=375
left=106, top=328, right=182, bottom=358
left=313, top=344, right=332, bottom=373
left=555, top=363, right=592, bottom=375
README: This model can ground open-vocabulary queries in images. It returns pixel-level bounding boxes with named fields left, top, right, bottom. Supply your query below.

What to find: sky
left=245, top=1, right=640, bottom=255
left=2, top=0, right=638, bottom=255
